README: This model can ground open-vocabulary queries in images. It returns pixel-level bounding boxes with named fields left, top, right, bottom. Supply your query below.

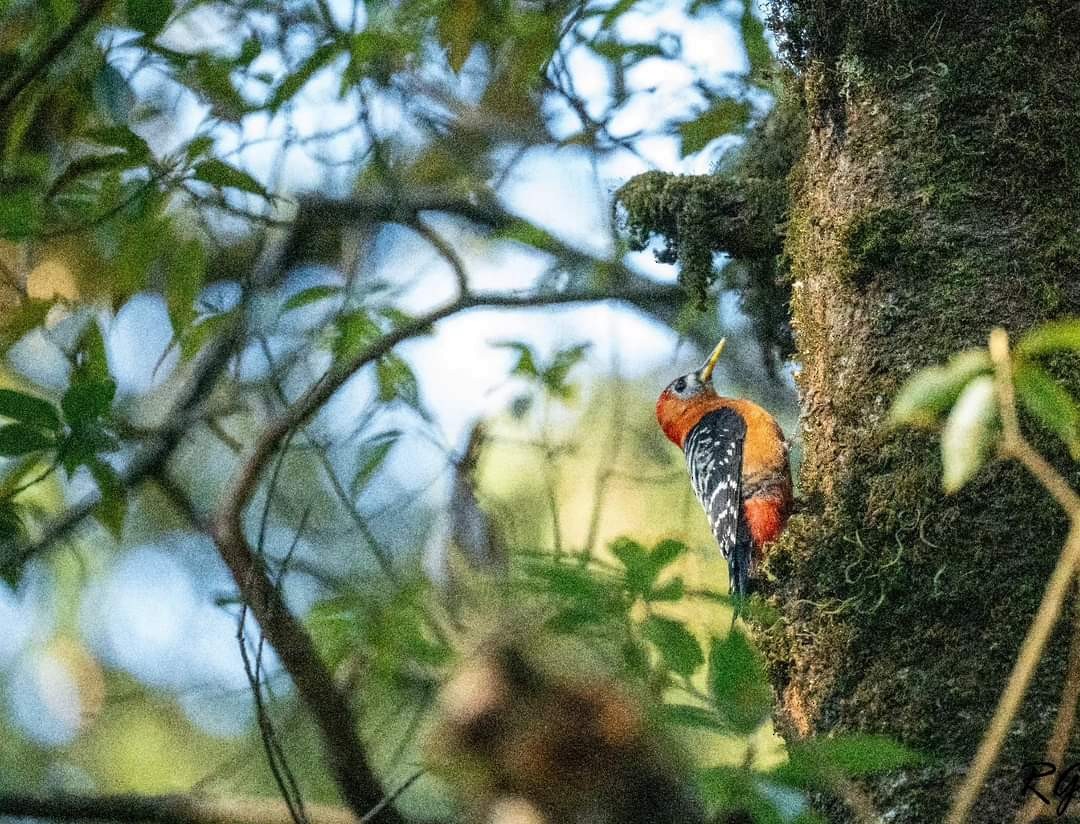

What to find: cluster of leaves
left=513, top=537, right=921, bottom=823
left=496, top=339, right=591, bottom=416
left=890, top=320, right=1080, bottom=491
left=0, top=320, right=126, bottom=583
left=303, top=530, right=921, bottom=822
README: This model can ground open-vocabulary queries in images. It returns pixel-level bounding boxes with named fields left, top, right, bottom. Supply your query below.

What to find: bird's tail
left=728, top=543, right=751, bottom=620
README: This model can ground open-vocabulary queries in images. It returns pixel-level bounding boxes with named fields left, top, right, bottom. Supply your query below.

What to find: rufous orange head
left=656, top=339, right=726, bottom=448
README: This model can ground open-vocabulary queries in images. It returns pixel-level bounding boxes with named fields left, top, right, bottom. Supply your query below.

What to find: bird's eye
left=673, top=378, right=687, bottom=393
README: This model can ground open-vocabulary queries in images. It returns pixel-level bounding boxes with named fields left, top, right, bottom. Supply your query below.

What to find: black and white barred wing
left=683, top=408, right=746, bottom=560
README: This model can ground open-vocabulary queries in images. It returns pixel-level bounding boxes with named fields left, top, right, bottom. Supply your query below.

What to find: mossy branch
left=614, top=171, right=785, bottom=307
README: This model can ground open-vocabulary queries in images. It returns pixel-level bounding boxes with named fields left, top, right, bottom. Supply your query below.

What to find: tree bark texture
left=760, top=2, right=1080, bottom=821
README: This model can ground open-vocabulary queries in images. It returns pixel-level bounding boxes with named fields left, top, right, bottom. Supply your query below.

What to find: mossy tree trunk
left=759, top=2, right=1080, bottom=821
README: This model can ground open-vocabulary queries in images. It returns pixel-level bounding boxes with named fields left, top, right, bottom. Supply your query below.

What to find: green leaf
left=518, top=557, right=615, bottom=604
left=1015, top=362, right=1080, bottom=459
left=88, top=458, right=126, bottom=539
left=494, top=341, right=539, bottom=379
left=269, top=42, right=342, bottom=111
left=0, top=499, right=27, bottom=588
left=94, top=64, right=136, bottom=124
left=739, top=0, right=772, bottom=82
left=493, top=221, right=562, bottom=254
left=166, top=238, right=206, bottom=333
left=697, top=765, right=813, bottom=824
left=75, top=322, right=113, bottom=385
left=345, top=29, right=415, bottom=85
left=708, top=630, right=772, bottom=734
left=377, top=307, right=419, bottom=330
left=647, top=577, right=685, bottom=602
left=545, top=601, right=615, bottom=633
left=61, top=379, right=117, bottom=426
left=0, top=190, right=43, bottom=241
left=678, top=99, right=751, bottom=156
left=650, top=538, right=686, bottom=569
left=4, top=87, right=43, bottom=161
left=193, top=159, right=267, bottom=197
left=611, top=536, right=653, bottom=595
left=941, top=375, right=998, bottom=493
left=238, top=37, right=262, bottom=66
left=622, top=638, right=651, bottom=677
left=84, top=126, right=152, bottom=161
left=663, top=703, right=724, bottom=730
left=350, top=431, right=400, bottom=495
left=179, top=312, right=231, bottom=360
left=126, top=0, right=173, bottom=37
left=701, top=773, right=822, bottom=824
left=0, top=389, right=61, bottom=432
left=189, top=55, right=250, bottom=120
left=1017, top=320, right=1080, bottom=357
left=284, top=285, right=344, bottom=311
left=334, top=310, right=380, bottom=361
left=437, top=0, right=479, bottom=72
left=49, top=152, right=143, bottom=196
left=590, top=40, right=664, bottom=65
left=0, top=424, right=55, bottom=456
left=0, top=299, right=52, bottom=351
left=600, top=0, right=640, bottom=26
left=61, top=426, right=120, bottom=476
left=184, top=135, right=215, bottom=161
left=889, top=349, right=992, bottom=428
left=542, top=343, right=591, bottom=396
left=376, top=354, right=420, bottom=407
left=774, top=735, right=923, bottom=791
left=643, top=615, right=704, bottom=677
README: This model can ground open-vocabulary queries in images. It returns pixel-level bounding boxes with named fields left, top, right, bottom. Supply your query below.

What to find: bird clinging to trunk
left=656, top=340, right=793, bottom=602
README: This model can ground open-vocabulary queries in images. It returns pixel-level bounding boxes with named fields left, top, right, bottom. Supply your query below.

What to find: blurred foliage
left=891, top=321, right=1080, bottom=492
left=0, top=1, right=905, bottom=822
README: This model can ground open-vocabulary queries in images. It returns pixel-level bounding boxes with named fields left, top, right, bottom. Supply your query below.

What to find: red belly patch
left=743, top=496, right=789, bottom=549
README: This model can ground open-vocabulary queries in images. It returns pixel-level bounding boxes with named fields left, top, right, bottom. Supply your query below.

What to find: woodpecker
left=656, top=340, right=793, bottom=600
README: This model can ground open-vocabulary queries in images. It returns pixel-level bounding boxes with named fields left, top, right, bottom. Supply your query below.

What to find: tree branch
left=0, top=793, right=357, bottom=824
left=1014, top=587, right=1080, bottom=824
left=210, top=284, right=679, bottom=824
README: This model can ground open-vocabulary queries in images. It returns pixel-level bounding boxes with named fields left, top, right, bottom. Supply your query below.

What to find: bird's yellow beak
left=697, top=338, right=726, bottom=383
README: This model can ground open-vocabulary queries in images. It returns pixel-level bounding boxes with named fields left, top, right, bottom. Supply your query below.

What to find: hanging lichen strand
left=613, top=91, right=806, bottom=359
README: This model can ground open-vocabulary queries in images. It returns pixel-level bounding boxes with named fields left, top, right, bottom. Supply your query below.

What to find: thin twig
left=1014, top=585, right=1080, bottom=824
left=945, top=328, right=1080, bottom=824
left=238, top=491, right=313, bottom=824
left=408, top=217, right=469, bottom=296
left=358, top=772, right=424, bottom=824
left=238, top=606, right=308, bottom=824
